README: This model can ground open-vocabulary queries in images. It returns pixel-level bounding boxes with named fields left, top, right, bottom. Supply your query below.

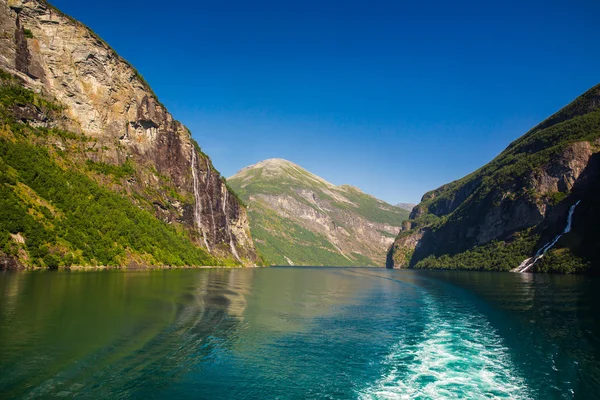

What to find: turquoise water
left=0, top=268, right=599, bottom=399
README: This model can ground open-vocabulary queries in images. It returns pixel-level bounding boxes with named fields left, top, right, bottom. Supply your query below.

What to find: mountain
left=396, top=203, right=416, bottom=212
left=227, top=159, right=409, bottom=266
left=0, top=0, right=258, bottom=268
left=388, top=83, right=600, bottom=273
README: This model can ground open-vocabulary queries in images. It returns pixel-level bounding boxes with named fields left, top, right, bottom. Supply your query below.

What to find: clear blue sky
left=51, top=0, right=600, bottom=204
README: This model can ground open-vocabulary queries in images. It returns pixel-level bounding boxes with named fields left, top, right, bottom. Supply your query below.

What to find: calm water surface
left=0, top=268, right=599, bottom=399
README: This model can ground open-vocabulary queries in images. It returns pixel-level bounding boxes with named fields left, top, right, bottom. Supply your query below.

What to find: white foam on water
left=358, top=296, right=532, bottom=399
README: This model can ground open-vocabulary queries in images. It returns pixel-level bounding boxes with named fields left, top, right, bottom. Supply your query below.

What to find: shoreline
left=66, top=265, right=253, bottom=271
left=0, top=264, right=391, bottom=272
left=1, top=264, right=263, bottom=272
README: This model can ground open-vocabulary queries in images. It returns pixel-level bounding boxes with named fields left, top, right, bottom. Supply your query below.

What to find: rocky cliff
left=0, top=0, right=257, bottom=268
left=396, top=203, right=416, bottom=212
left=388, top=83, right=600, bottom=273
left=228, top=159, right=409, bottom=266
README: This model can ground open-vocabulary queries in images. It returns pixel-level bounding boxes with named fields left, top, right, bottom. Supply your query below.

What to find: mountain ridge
left=228, top=158, right=409, bottom=266
left=388, top=83, right=600, bottom=273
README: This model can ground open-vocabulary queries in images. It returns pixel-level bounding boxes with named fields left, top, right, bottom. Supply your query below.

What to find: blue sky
left=51, top=0, right=600, bottom=204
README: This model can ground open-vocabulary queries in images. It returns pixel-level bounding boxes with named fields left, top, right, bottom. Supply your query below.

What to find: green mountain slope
left=0, top=0, right=257, bottom=268
left=0, top=74, right=219, bottom=267
left=228, top=159, right=409, bottom=266
left=389, top=83, right=600, bottom=273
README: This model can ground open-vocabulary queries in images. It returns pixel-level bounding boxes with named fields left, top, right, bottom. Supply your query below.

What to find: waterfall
left=191, top=148, right=211, bottom=250
left=205, top=159, right=217, bottom=241
left=513, top=200, right=581, bottom=273
left=190, top=147, right=241, bottom=262
left=222, top=188, right=242, bottom=263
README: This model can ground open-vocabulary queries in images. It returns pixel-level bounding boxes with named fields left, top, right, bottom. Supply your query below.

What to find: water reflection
left=0, top=268, right=383, bottom=398
left=0, top=269, right=256, bottom=398
left=1, top=268, right=599, bottom=399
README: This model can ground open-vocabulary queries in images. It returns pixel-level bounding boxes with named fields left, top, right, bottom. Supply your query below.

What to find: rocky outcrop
left=0, top=254, right=22, bottom=270
left=388, top=83, right=600, bottom=272
left=386, top=229, right=424, bottom=268
left=0, top=0, right=257, bottom=264
left=528, top=141, right=593, bottom=194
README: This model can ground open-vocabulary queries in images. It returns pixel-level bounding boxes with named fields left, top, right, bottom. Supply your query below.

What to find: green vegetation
left=247, top=204, right=359, bottom=266
left=544, top=191, right=567, bottom=206
left=228, top=160, right=408, bottom=226
left=351, top=252, right=378, bottom=267
left=413, top=107, right=600, bottom=230
left=0, top=139, right=216, bottom=268
left=0, top=70, right=218, bottom=268
left=390, top=245, right=414, bottom=268
left=86, top=159, right=135, bottom=180
left=23, top=29, right=34, bottom=39
left=412, top=232, right=538, bottom=271
left=534, top=248, right=590, bottom=274
left=393, top=83, right=600, bottom=273
left=228, top=159, right=408, bottom=266
left=0, top=77, right=63, bottom=117
left=229, top=162, right=327, bottom=213
left=334, top=186, right=409, bottom=226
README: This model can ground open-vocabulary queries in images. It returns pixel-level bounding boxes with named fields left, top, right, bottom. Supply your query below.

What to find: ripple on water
left=358, top=294, right=532, bottom=400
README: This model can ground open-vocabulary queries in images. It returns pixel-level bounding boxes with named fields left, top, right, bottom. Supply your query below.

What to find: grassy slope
left=395, top=83, right=600, bottom=272
left=247, top=203, right=357, bottom=266
left=228, top=161, right=408, bottom=266
left=334, top=185, right=408, bottom=226
left=0, top=70, right=220, bottom=268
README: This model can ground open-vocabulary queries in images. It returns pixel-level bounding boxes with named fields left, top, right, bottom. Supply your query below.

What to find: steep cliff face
left=0, top=0, right=257, bottom=267
left=388, top=83, right=600, bottom=273
left=228, top=159, right=409, bottom=266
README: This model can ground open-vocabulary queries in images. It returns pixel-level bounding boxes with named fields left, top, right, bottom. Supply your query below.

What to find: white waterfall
left=191, top=148, right=211, bottom=250
left=190, top=147, right=241, bottom=262
left=513, top=200, right=581, bottom=273
left=205, top=159, right=217, bottom=240
left=222, top=188, right=242, bottom=263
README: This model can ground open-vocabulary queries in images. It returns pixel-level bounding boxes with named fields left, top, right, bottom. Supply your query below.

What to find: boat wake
left=358, top=295, right=531, bottom=399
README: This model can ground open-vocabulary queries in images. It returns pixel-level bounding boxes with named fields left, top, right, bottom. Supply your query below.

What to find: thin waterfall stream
left=191, top=148, right=211, bottom=250
left=513, top=200, right=581, bottom=273
left=222, top=188, right=242, bottom=262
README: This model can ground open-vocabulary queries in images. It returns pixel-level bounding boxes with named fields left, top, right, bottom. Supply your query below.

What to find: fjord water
left=0, top=269, right=598, bottom=399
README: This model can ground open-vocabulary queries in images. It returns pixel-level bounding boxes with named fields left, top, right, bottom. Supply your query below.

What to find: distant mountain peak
left=229, top=158, right=337, bottom=189
left=251, top=158, right=295, bottom=168
left=228, top=159, right=410, bottom=266
left=232, top=158, right=296, bottom=176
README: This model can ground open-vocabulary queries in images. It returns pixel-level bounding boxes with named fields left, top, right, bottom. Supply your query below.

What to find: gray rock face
left=388, top=83, right=600, bottom=271
left=0, top=0, right=257, bottom=263
left=390, top=141, right=597, bottom=269
left=395, top=203, right=416, bottom=212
